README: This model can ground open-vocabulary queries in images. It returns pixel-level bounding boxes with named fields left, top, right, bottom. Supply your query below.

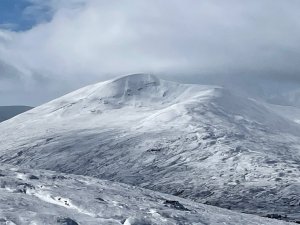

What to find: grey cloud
left=0, top=60, right=22, bottom=80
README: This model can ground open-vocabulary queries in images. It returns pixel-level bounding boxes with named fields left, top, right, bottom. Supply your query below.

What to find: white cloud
left=1, top=0, right=300, bottom=105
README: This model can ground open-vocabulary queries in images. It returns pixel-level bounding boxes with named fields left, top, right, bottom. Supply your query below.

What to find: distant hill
left=0, top=106, right=33, bottom=122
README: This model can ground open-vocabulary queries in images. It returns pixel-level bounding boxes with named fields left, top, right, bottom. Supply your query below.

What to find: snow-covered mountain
left=0, top=74, right=300, bottom=222
left=0, top=163, right=293, bottom=225
left=0, top=106, right=32, bottom=122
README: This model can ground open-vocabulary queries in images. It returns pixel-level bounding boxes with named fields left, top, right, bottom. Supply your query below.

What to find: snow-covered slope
left=0, top=74, right=300, bottom=221
left=268, top=89, right=300, bottom=108
left=0, top=106, right=32, bottom=122
left=264, top=103, right=300, bottom=125
left=0, top=164, right=294, bottom=225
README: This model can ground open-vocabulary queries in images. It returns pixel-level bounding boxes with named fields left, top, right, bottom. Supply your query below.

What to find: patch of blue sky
left=0, top=0, right=51, bottom=31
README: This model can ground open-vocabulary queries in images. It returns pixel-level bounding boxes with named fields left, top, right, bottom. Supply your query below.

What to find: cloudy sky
left=1, top=0, right=300, bottom=105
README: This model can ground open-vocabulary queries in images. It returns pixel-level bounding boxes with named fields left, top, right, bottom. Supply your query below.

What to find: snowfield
left=0, top=74, right=300, bottom=222
left=0, top=164, right=294, bottom=225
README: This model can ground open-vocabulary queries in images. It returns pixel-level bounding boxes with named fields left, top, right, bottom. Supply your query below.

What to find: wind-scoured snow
left=0, top=164, right=294, bottom=225
left=0, top=74, right=300, bottom=221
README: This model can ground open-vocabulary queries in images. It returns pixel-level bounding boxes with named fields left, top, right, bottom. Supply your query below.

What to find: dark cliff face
left=0, top=106, right=33, bottom=122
